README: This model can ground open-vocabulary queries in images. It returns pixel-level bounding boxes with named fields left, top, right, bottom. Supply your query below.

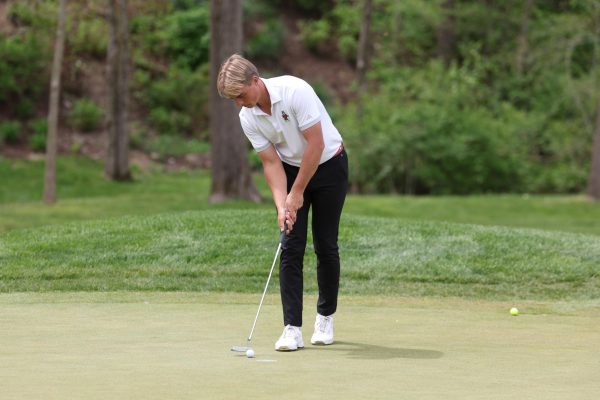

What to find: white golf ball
left=246, top=349, right=255, bottom=358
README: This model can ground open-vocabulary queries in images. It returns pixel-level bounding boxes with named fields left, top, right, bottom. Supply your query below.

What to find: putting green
left=1, top=293, right=598, bottom=399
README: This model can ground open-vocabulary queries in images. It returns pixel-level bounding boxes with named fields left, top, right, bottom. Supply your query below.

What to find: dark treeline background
left=1, top=0, right=599, bottom=195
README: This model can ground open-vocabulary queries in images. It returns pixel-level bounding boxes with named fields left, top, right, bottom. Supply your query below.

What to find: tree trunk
left=515, top=0, right=534, bottom=74
left=43, top=0, right=67, bottom=205
left=356, top=0, right=372, bottom=121
left=352, top=0, right=373, bottom=194
left=209, top=0, right=261, bottom=203
left=105, top=0, right=131, bottom=181
left=588, top=99, right=600, bottom=200
left=436, top=0, right=456, bottom=65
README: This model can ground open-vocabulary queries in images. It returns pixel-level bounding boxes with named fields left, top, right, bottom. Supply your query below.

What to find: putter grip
left=280, top=222, right=288, bottom=246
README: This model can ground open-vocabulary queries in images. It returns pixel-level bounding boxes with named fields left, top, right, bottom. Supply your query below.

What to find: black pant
left=280, top=149, right=348, bottom=327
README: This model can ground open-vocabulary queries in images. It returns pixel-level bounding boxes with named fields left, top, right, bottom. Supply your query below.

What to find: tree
left=515, top=0, right=534, bottom=74
left=43, top=0, right=67, bottom=205
left=105, top=0, right=131, bottom=181
left=588, top=100, right=600, bottom=200
left=352, top=0, right=373, bottom=194
left=209, top=0, right=260, bottom=203
left=356, top=0, right=373, bottom=121
left=436, top=0, right=457, bottom=65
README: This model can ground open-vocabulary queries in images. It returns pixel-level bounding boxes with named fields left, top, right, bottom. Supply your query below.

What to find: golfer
left=217, top=54, right=348, bottom=351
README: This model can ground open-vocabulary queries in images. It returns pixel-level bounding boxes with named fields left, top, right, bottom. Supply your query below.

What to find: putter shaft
left=247, top=242, right=282, bottom=342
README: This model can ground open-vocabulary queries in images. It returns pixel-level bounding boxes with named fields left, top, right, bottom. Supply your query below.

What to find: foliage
left=133, top=64, right=210, bottom=137
left=69, top=98, right=103, bottom=132
left=332, top=0, right=599, bottom=194
left=298, top=18, right=332, bottom=54
left=330, top=1, right=361, bottom=62
left=129, top=5, right=211, bottom=137
left=295, top=0, right=362, bottom=62
left=0, top=121, right=22, bottom=145
left=245, top=17, right=284, bottom=61
left=0, top=33, right=48, bottom=116
left=28, top=118, right=48, bottom=152
left=342, top=58, right=517, bottom=193
left=1, top=0, right=599, bottom=195
left=148, top=107, right=192, bottom=137
left=29, top=132, right=47, bottom=152
left=131, top=5, right=210, bottom=70
left=69, top=18, right=107, bottom=60
left=29, top=118, right=48, bottom=137
left=165, top=6, right=210, bottom=70
left=294, top=0, right=332, bottom=15
left=7, top=0, right=56, bottom=30
left=172, top=0, right=207, bottom=11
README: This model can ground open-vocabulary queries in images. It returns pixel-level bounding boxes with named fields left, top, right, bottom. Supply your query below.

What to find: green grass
left=1, top=209, right=599, bottom=300
left=2, top=293, right=599, bottom=400
left=0, top=156, right=269, bottom=232
left=345, top=194, right=600, bottom=236
left=1, top=156, right=599, bottom=300
left=2, top=156, right=600, bottom=235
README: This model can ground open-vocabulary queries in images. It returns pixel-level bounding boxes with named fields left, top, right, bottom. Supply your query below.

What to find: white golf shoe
left=275, top=325, right=304, bottom=351
left=311, top=314, right=334, bottom=345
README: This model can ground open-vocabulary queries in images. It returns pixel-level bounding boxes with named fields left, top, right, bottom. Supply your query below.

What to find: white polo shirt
left=239, top=76, right=343, bottom=167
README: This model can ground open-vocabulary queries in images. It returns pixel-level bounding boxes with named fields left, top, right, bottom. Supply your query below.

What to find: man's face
left=234, top=76, right=260, bottom=108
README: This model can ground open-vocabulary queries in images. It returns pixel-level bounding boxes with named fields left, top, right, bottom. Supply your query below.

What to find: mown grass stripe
left=1, top=210, right=598, bottom=300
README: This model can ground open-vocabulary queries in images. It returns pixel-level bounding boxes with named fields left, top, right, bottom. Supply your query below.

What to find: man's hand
left=277, top=207, right=295, bottom=234
left=285, top=190, right=303, bottom=221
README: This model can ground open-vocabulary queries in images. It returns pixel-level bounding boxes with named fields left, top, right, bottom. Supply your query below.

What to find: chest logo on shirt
left=281, top=110, right=290, bottom=121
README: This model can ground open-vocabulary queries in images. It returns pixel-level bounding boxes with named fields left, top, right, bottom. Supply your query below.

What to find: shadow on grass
left=310, top=341, right=444, bottom=360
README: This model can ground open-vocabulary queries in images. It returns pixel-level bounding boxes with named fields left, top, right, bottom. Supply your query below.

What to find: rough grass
left=2, top=157, right=600, bottom=235
left=1, top=209, right=598, bottom=300
left=0, top=157, right=269, bottom=233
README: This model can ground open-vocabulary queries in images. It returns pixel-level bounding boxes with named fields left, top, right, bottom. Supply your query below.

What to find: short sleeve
left=240, top=113, right=271, bottom=153
left=290, top=81, right=321, bottom=132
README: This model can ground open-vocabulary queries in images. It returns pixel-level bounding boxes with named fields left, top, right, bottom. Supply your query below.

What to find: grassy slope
left=1, top=209, right=599, bottom=300
left=0, top=157, right=270, bottom=232
left=1, top=157, right=599, bottom=300
left=2, top=157, right=600, bottom=235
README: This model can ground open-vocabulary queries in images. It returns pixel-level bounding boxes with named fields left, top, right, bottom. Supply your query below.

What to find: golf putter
left=231, top=223, right=288, bottom=353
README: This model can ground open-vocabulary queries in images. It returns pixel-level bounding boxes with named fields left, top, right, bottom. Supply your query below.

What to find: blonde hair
left=217, top=54, right=259, bottom=99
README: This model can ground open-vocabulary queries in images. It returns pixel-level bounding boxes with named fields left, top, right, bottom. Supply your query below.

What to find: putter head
left=231, top=345, right=251, bottom=352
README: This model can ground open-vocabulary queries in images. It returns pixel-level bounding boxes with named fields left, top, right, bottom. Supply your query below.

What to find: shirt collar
left=251, top=77, right=281, bottom=116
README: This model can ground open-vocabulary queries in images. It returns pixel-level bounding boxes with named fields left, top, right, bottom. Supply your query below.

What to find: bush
left=8, top=1, right=56, bottom=29
left=166, top=7, right=210, bottom=69
left=246, top=18, right=284, bottom=61
left=70, top=18, right=107, bottom=59
left=298, top=19, right=332, bottom=54
left=15, top=98, right=35, bottom=120
left=69, top=98, right=104, bottom=132
left=134, top=65, right=210, bottom=137
left=29, top=118, right=48, bottom=136
left=148, top=107, right=192, bottom=136
left=0, top=121, right=22, bottom=144
left=331, top=3, right=360, bottom=62
left=30, top=133, right=46, bottom=152
left=310, top=81, right=333, bottom=108
left=339, top=60, right=533, bottom=194
left=0, top=33, right=48, bottom=116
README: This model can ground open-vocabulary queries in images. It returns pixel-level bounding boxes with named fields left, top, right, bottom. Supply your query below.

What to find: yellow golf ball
left=510, top=307, right=519, bottom=316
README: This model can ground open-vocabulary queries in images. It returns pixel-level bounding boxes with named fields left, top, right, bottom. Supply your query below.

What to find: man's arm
left=258, top=146, right=293, bottom=233
left=285, top=122, right=325, bottom=215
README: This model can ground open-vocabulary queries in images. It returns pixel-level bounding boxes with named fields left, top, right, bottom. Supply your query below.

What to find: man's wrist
left=290, top=186, right=304, bottom=197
